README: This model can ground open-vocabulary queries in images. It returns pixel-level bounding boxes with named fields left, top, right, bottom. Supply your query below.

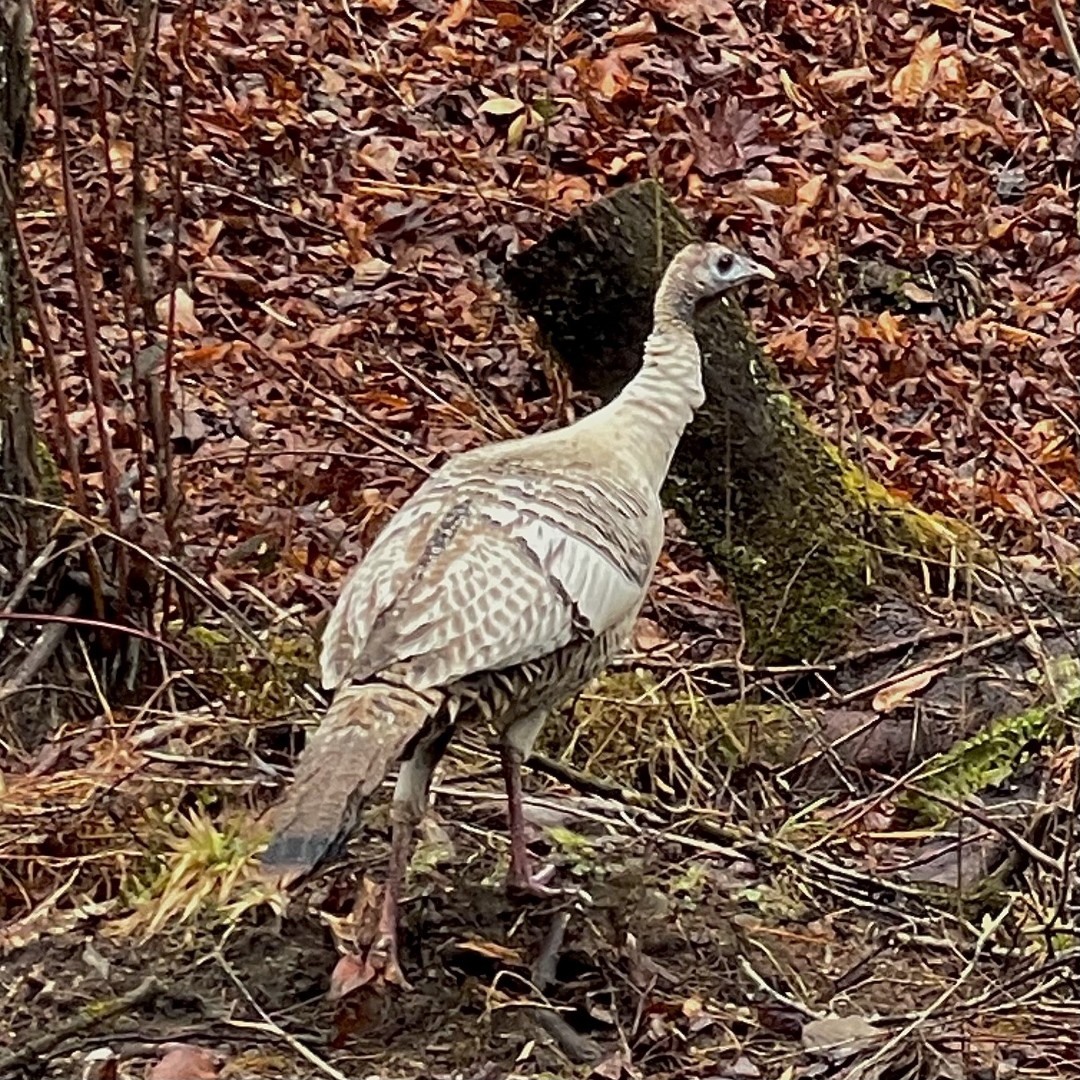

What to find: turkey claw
left=507, top=862, right=561, bottom=900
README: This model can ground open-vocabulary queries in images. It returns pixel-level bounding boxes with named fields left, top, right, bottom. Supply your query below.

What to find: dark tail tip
left=260, top=833, right=337, bottom=883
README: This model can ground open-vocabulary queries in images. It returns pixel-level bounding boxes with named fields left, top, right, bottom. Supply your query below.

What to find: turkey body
left=326, top=448, right=662, bottom=731
left=266, top=437, right=663, bottom=877
left=262, top=241, right=772, bottom=989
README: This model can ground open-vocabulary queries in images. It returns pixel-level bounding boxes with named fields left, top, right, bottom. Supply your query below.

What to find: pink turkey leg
left=501, top=744, right=558, bottom=897
left=370, top=806, right=415, bottom=985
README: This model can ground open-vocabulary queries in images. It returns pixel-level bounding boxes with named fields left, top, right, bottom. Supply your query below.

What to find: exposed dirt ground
left=5, top=765, right=1074, bottom=1080
left=3, top=599, right=1078, bottom=1079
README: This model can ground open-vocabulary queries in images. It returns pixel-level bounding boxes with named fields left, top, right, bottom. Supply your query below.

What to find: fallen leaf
left=156, top=287, right=203, bottom=336
left=81, top=1047, right=117, bottom=1080
left=646, top=0, right=745, bottom=34
left=576, top=48, right=640, bottom=99
left=592, top=1048, right=632, bottom=1079
left=479, top=96, right=525, bottom=116
left=441, top=0, right=472, bottom=29
left=972, top=16, right=1013, bottom=42
left=149, top=1044, right=220, bottom=1080
left=801, top=1015, right=882, bottom=1061
left=891, top=31, right=941, bottom=106
left=328, top=952, right=376, bottom=1000
left=170, top=409, right=209, bottom=446
left=633, top=616, right=668, bottom=650
left=688, top=97, right=771, bottom=176
left=176, top=342, right=233, bottom=370
left=351, top=257, right=393, bottom=287
left=872, top=668, right=937, bottom=711
left=108, top=140, right=133, bottom=170
left=818, top=66, right=873, bottom=93
left=841, top=150, right=915, bottom=185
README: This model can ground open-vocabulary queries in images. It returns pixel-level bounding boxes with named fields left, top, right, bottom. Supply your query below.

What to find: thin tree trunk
left=0, top=0, right=35, bottom=516
left=504, top=181, right=880, bottom=662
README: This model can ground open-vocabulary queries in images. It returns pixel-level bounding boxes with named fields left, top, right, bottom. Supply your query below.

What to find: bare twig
left=37, top=8, right=124, bottom=539
left=855, top=901, right=1013, bottom=1075
left=0, top=975, right=161, bottom=1074
left=738, top=956, right=826, bottom=1020
left=215, top=951, right=350, bottom=1080
left=834, top=626, right=1029, bottom=705
left=525, top=910, right=602, bottom=1063
left=0, top=538, right=60, bottom=643
left=899, top=780, right=1063, bottom=874
left=0, top=594, right=80, bottom=702
left=1049, top=0, right=1080, bottom=83
left=131, top=0, right=159, bottom=329
left=88, top=1, right=149, bottom=506
left=192, top=180, right=343, bottom=237
left=1, top=170, right=89, bottom=521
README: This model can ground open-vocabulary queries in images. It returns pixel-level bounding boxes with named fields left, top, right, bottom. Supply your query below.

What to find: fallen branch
left=0, top=975, right=161, bottom=1075
left=526, top=911, right=602, bottom=1064
left=0, top=594, right=80, bottom=703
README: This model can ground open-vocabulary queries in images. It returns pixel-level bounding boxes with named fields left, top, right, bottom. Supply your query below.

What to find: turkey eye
left=715, top=252, right=733, bottom=271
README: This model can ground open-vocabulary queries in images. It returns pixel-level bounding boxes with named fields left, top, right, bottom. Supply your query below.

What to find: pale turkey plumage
left=262, top=241, right=773, bottom=990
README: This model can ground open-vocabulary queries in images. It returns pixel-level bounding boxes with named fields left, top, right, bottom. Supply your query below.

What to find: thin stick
left=215, top=952, right=350, bottom=1080
left=0, top=595, right=79, bottom=702
left=1049, top=0, right=1080, bottom=82
left=1, top=171, right=90, bottom=520
left=37, top=7, right=124, bottom=537
left=834, top=626, right=1027, bottom=705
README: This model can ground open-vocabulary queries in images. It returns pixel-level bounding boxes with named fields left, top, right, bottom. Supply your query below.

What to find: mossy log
left=504, top=180, right=883, bottom=661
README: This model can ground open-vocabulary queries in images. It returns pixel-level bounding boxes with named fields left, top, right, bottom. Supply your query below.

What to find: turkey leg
left=330, top=724, right=451, bottom=997
left=501, top=739, right=558, bottom=898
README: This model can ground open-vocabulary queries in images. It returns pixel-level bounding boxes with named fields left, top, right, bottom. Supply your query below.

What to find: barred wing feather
left=320, top=463, right=658, bottom=692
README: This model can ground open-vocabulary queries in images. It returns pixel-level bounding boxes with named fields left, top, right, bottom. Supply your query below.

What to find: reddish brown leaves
left=28, top=0, right=1080, bottom=612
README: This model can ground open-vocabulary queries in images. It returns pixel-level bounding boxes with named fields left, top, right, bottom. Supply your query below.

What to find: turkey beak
left=723, top=254, right=775, bottom=289
left=744, top=257, right=775, bottom=282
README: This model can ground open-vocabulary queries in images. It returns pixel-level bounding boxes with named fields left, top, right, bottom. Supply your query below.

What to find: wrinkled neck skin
left=578, top=277, right=705, bottom=492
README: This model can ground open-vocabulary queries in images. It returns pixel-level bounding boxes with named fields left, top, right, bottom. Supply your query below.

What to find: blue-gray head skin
left=657, top=242, right=775, bottom=320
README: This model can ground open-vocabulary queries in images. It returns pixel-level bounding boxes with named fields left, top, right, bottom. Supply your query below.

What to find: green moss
left=537, top=669, right=805, bottom=795
left=902, top=701, right=1068, bottom=825
left=685, top=429, right=975, bottom=665
left=180, top=623, right=317, bottom=721
left=34, top=438, right=64, bottom=504
left=904, top=652, right=1080, bottom=824
left=668, top=427, right=872, bottom=663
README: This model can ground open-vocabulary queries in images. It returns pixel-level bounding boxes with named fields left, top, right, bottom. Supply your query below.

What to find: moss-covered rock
left=538, top=669, right=806, bottom=798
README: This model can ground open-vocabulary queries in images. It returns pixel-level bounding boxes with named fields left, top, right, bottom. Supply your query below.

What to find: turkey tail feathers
left=261, top=682, right=442, bottom=883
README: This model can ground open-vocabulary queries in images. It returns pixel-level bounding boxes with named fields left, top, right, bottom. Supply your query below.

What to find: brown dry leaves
left=26, top=0, right=1080, bottom=615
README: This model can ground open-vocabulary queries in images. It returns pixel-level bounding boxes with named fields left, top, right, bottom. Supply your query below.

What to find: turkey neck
left=579, top=284, right=705, bottom=493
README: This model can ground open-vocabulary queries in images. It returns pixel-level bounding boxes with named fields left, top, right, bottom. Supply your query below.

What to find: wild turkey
left=262, top=241, right=773, bottom=989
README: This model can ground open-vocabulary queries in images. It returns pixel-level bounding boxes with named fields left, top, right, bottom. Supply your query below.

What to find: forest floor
left=2, top=0, right=1080, bottom=1077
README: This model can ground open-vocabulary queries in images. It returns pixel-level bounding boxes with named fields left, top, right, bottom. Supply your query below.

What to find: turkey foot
left=502, top=742, right=560, bottom=900
left=507, top=854, right=560, bottom=900
left=329, top=896, right=412, bottom=997
left=329, top=932, right=411, bottom=999
left=330, top=804, right=419, bottom=999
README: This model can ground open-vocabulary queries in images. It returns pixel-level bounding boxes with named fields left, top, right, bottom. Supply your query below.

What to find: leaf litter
left=3, top=0, right=1079, bottom=1077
